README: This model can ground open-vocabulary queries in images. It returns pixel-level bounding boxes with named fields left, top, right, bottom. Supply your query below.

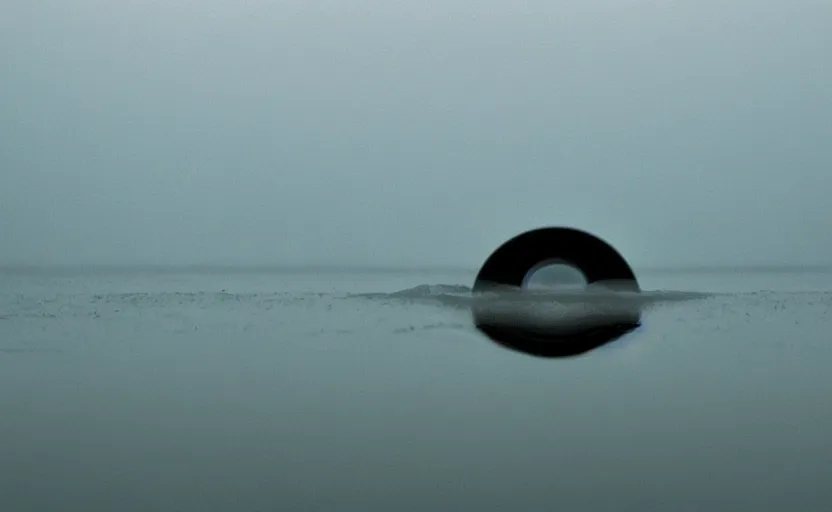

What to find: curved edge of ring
left=471, top=227, right=642, bottom=358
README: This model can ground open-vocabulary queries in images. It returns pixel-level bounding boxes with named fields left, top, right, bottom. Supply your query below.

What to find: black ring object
left=471, top=227, right=642, bottom=358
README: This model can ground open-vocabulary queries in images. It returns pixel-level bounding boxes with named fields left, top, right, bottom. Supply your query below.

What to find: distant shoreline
left=0, top=264, right=473, bottom=276
left=3, top=263, right=832, bottom=276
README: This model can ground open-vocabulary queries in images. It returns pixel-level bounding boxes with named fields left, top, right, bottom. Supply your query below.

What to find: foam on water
left=0, top=279, right=712, bottom=344
left=3, top=271, right=830, bottom=351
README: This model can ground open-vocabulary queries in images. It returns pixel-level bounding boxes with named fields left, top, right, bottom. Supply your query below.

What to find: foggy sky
left=2, top=0, right=830, bottom=269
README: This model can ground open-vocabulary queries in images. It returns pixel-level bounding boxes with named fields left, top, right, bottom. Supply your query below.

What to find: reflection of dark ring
left=472, top=227, right=642, bottom=358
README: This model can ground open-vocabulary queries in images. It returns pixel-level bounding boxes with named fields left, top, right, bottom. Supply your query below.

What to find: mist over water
left=3, top=0, right=832, bottom=508
left=2, top=0, right=832, bottom=269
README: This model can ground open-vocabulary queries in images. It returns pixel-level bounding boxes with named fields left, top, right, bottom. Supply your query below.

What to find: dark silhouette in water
left=471, top=227, right=643, bottom=358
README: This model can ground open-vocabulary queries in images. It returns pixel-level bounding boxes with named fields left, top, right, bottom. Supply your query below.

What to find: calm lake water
left=2, top=267, right=832, bottom=510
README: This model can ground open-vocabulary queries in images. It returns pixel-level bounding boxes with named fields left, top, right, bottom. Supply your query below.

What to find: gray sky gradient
left=2, top=0, right=830, bottom=268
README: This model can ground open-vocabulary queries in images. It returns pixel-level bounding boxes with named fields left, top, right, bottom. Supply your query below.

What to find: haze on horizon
left=2, top=0, right=830, bottom=270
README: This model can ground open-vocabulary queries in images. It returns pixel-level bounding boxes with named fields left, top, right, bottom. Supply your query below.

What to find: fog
left=2, top=0, right=830, bottom=269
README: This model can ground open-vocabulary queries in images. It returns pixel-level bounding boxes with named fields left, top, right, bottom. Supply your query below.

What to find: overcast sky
left=1, top=0, right=830, bottom=268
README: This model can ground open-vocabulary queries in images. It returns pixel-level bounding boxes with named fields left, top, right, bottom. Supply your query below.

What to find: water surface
left=1, top=267, right=831, bottom=510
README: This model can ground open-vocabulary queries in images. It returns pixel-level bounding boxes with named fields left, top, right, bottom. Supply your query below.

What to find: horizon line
left=3, top=262, right=832, bottom=274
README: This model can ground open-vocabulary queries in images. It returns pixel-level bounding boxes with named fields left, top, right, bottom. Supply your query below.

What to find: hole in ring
left=521, top=259, right=588, bottom=291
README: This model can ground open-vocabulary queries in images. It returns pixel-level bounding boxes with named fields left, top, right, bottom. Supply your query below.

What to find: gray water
left=2, top=267, right=832, bottom=511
